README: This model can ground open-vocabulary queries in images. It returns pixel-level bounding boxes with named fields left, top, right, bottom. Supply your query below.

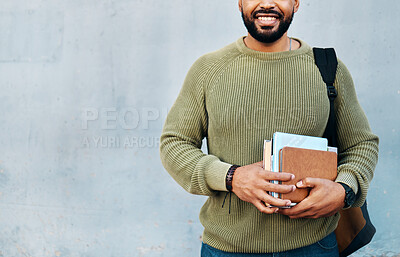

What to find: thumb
left=296, top=178, right=317, bottom=189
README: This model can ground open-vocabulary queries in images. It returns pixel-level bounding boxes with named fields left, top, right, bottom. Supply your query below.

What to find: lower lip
left=256, top=18, right=278, bottom=27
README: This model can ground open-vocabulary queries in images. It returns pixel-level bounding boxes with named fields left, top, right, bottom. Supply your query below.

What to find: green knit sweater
left=160, top=37, right=379, bottom=253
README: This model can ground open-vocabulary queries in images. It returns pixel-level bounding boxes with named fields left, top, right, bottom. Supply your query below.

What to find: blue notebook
left=270, top=132, right=328, bottom=198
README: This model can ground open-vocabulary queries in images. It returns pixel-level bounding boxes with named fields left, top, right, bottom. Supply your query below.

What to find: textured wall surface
left=0, top=0, right=399, bottom=256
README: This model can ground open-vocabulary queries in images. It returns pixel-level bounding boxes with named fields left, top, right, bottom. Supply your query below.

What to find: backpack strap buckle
left=327, top=84, right=338, bottom=99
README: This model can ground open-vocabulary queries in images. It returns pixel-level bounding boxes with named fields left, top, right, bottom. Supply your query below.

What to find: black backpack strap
left=313, top=47, right=338, bottom=147
left=314, top=49, right=376, bottom=256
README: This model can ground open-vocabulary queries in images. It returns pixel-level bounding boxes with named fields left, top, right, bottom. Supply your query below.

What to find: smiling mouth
left=258, top=17, right=277, bottom=21
left=255, top=13, right=280, bottom=27
left=254, top=9, right=282, bottom=20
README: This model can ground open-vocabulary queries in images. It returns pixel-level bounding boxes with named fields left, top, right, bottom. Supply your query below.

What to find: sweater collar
left=235, top=36, right=311, bottom=61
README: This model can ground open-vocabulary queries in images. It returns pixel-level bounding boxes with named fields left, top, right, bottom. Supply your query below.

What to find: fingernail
left=291, top=174, right=295, bottom=180
left=286, top=201, right=292, bottom=206
left=296, top=181, right=303, bottom=187
left=292, top=185, right=296, bottom=191
left=274, top=208, right=279, bottom=213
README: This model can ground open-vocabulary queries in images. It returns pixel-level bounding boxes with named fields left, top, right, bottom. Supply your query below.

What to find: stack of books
left=263, top=132, right=338, bottom=207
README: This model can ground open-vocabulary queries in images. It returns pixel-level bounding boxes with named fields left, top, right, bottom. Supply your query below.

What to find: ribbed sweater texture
left=160, top=37, right=379, bottom=253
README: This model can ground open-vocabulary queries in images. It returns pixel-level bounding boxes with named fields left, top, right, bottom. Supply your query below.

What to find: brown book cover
left=279, top=146, right=338, bottom=203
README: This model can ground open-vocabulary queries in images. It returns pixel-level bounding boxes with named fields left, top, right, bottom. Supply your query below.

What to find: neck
left=244, top=33, right=293, bottom=53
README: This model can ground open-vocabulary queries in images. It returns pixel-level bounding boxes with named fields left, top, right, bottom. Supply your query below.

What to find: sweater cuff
left=335, top=170, right=359, bottom=195
left=204, top=161, right=232, bottom=192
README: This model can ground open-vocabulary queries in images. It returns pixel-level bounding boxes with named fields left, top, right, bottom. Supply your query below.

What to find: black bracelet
left=226, top=165, right=240, bottom=192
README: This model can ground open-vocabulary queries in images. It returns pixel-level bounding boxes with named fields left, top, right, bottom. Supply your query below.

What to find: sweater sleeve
left=159, top=57, right=232, bottom=196
left=334, top=61, right=379, bottom=207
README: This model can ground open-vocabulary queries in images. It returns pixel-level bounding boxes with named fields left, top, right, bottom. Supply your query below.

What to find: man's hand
left=278, top=178, right=346, bottom=219
left=232, top=161, right=296, bottom=214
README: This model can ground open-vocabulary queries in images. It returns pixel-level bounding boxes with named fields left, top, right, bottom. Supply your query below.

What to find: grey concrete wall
left=0, top=0, right=398, bottom=256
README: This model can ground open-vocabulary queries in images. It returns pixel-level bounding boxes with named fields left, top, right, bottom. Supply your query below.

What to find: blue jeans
left=201, top=232, right=339, bottom=257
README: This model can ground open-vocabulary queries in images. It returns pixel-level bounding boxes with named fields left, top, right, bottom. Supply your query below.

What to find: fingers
left=253, top=197, right=293, bottom=214
left=266, top=183, right=296, bottom=194
left=248, top=162, right=295, bottom=182
left=250, top=190, right=295, bottom=214
left=253, top=201, right=277, bottom=214
left=254, top=189, right=293, bottom=208
left=263, top=170, right=295, bottom=182
left=266, top=197, right=292, bottom=208
left=278, top=201, right=309, bottom=218
left=278, top=197, right=319, bottom=218
left=254, top=177, right=296, bottom=194
left=278, top=179, right=344, bottom=219
left=295, top=177, right=322, bottom=189
left=233, top=161, right=300, bottom=214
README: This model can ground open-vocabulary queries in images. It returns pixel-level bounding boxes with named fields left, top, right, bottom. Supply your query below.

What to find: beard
left=241, top=8, right=294, bottom=43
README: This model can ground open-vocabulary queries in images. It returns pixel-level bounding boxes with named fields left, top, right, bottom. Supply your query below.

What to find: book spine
left=263, top=140, right=277, bottom=198
left=271, top=134, right=279, bottom=198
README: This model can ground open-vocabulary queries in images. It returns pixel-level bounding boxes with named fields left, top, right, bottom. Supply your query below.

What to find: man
left=160, top=0, right=379, bottom=256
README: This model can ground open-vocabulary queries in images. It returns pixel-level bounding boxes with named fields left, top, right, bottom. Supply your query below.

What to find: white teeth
left=258, top=17, right=276, bottom=21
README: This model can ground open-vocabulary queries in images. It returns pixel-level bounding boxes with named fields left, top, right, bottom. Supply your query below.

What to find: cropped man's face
left=239, top=0, right=299, bottom=43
